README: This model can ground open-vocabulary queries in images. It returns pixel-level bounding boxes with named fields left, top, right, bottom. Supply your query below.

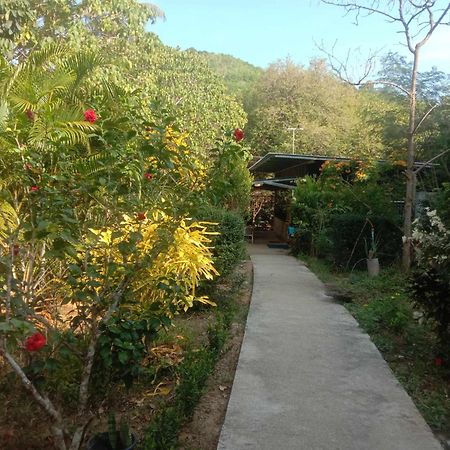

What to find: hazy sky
left=150, top=0, right=450, bottom=73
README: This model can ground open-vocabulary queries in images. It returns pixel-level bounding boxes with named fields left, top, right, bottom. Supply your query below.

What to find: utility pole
left=287, top=127, right=301, bottom=154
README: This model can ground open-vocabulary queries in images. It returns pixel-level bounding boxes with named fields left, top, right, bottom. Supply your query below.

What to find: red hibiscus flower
left=233, top=128, right=244, bottom=142
left=137, top=212, right=146, bottom=221
left=30, top=186, right=39, bottom=192
left=84, top=109, right=98, bottom=123
left=26, top=110, right=35, bottom=121
left=144, top=172, right=153, bottom=180
left=25, top=332, right=46, bottom=352
left=434, top=357, right=443, bottom=367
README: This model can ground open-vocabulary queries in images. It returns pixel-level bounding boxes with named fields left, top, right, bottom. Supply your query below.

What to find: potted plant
left=87, top=413, right=137, bottom=450
left=365, top=224, right=380, bottom=277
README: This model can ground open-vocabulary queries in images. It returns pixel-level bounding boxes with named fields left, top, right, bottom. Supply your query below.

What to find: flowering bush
left=233, top=128, right=244, bottom=142
left=410, top=209, right=450, bottom=348
left=83, top=108, right=98, bottom=123
left=412, top=209, right=450, bottom=268
left=24, top=332, right=47, bottom=351
left=0, top=44, right=233, bottom=450
left=207, top=130, right=252, bottom=215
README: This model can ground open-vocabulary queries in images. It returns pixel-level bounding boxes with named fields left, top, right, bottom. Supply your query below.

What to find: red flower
left=83, top=109, right=98, bottom=123
left=434, top=357, right=443, bottom=367
left=26, top=110, right=35, bottom=121
left=30, top=186, right=39, bottom=192
left=233, top=128, right=244, bottom=142
left=25, top=332, right=46, bottom=352
left=137, top=212, right=146, bottom=221
left=144, top=172, right=153, bottom=180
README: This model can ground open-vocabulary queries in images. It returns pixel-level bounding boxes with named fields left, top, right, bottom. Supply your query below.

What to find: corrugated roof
left=249, top=153, right=435, bottom=175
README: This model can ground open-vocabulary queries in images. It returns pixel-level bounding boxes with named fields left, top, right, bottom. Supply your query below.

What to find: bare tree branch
left=316, top=40, right=413, bottom=95
left=366, top=79, right=412, bottom=96
left=315, top=39, right=378, bottom=85
left=322, top=1, right=400, bottom=22
left=414, top=148, right=450, bottom=174
left=414, top=103, right=439, bottom=133
left=419, top=3, right=450, bottom=47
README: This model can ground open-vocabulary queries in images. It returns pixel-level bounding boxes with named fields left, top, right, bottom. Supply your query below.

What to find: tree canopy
left=245, top=58, right=409, bottom=159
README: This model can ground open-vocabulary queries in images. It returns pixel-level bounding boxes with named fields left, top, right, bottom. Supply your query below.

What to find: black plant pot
left=87, top=432, right=137, bottom=450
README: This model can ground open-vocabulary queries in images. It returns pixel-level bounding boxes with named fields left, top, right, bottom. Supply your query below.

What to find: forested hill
left=193, top=50, right=263, bottom=100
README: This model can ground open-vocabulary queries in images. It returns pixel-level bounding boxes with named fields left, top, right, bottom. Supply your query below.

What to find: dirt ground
left=177, top=259, right=253, bottom=450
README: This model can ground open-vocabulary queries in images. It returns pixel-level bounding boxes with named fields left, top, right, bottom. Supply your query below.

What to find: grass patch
left=302, top=255, right=450, bottom=437
left=142, top=266, right=248, bottom=449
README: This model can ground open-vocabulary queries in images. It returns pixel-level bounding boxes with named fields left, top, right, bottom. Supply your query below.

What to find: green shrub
left=410, top=209, right=450, bottom=348
left=328, top=214, right=402, bottom=268
left=196, top=206, right=245, bottom=278
left=432, top=182, right=450, bottom=226
left=144, top=406, right=181, bottom=450
left=93, top=313, right=162, bottom=389
left=350, top=296, right=412, bottom=334
left=143, top=348, right=215, bottom=449
left=176, top=348, right=216, bottom=416
left=290, top=230, right=310, bottom=257
left=410, top=268, right=450, bottom=346
left=207, top=315, right=228, bottom=355
left=290, top=163, right=403, bottom=262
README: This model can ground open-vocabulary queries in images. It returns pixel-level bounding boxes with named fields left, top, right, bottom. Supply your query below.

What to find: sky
left=149, top=0, right=450, bottom=73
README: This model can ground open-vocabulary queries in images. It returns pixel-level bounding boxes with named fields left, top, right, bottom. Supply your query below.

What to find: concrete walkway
left=218, top=244, right=442, bottom=450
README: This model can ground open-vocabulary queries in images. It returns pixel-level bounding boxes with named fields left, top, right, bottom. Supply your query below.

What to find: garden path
left=218, top=244, right=442, bottom=450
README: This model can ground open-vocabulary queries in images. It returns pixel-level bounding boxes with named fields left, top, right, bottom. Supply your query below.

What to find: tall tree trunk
left=402, top=46, right=420, bottom=272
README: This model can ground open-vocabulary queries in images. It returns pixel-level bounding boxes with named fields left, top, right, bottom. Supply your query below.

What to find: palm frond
left=0, top=201, right=19, bottom=241
left=36, top=69, right=76, bottom=103
left=25, top=43, right=68, bottom=70
left=62, top=51, right=105, bottom=93
left=9, top=78, right=39, bottom=111
left=0, top=55, right=13, bottom=94
left=72, top=150, right=119, bottom=177
left=0, top=100, right=9, bottom=130
left=25, top=117, right=93, bottom=148
left=47, top=121, right=98, bottom=147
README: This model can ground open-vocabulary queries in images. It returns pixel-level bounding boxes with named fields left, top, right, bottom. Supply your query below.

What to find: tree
left=321, top=0, right=450, bottom=271
left=378, top=52, right=450, bottom=102
left=375, top=52, right=450, bottom=180
left=247, top=58, right=401, bottom=159
left=0, top=0, right=247, bottom=157
left=198, top=51, right=263, bottom=127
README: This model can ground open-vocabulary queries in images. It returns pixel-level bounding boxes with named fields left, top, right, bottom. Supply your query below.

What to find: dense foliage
left=0, top=2, right=251, bottom=449
left=196, top=206, right=246, bottom=279
left=291, top=160, right=403, bottom=266
left=410, top=209, right=450, bottom=351
left=0, top=0, right=246, bottom=156
left=245, top=58, right=409, bottom=158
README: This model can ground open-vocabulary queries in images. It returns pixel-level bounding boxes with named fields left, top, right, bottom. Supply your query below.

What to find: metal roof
left=249, top=152, right=436, bottom=175
left=249, top=153, right=352, bottom=174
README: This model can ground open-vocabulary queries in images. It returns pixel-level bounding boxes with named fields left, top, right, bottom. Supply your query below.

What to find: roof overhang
left=249, top=152, right=436, bottom=177
left=252, top=177, right=296, bottom=190
left=249, top=153, right=352, bottom=172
